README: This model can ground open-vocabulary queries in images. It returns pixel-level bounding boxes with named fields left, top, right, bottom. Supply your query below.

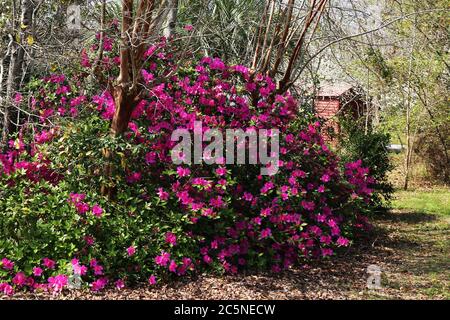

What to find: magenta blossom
left=203, top=255, right=212, bottom=264
left=92, top=204, right=103, bottom=217
left=127, top=246, right=136, bottom=257
left=32, top=267, right=43, bottom=277
left=126, top=172, right=142, bottom=183
left=48, top=274, right=68, bottom=293
left=157, top=188, right=169, bottom=201
left=1, top=258, right=14, bottom=270
left=165, top=232, right=177, bottom=246
left=168, top=260, right=177, bottom=273
left=12, top=272, right=27, bottom=286
left=93, top=264, right=104, bottom=276
left=115, top=279, right=125, bottom=290
left=155, top=251, right=171, bottom=266
left=260, top=228, right=272, bottom=239
left=0, top=283, right=14, bottom=296
left=13, top=92, right=23, bottom=104
left=337, top=237, right=350, bottom=247
left=42, top=258, right=56, bottom=269
left=91, top=278, right=108, bottom=292
left=176, top=166, right=191, bottom=177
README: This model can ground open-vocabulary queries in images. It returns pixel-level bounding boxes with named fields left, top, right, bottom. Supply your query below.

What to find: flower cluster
left=0, top=36, right=376, bottom=296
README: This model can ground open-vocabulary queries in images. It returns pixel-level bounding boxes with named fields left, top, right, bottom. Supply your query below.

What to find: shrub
left=336, top=116, right=394, bottom=210
left=0, top=37, right=376, bottom=296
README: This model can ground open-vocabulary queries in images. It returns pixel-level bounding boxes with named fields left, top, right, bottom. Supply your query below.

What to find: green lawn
left=392, top=188, right=450, bottom=216
left=366, top=188, right=450, bottom=299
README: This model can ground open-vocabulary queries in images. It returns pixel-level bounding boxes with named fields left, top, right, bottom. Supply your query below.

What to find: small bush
left=336, top=117, right=394, bottom=209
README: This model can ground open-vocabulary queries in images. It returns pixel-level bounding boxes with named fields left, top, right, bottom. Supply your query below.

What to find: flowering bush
left=0, top=35, right=375, bottom=296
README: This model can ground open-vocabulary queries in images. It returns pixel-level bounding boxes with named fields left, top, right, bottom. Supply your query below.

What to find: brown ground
left=5, top=209, right=449, bottom=300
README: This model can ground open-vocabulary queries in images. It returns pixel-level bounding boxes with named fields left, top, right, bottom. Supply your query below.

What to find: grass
left=392, top=188, right=450, bottom=216
left=367, top=188, right=450, bottom=299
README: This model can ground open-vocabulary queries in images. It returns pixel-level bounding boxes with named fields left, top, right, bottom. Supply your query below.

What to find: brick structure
left=314, top=83, right=366, bottom=143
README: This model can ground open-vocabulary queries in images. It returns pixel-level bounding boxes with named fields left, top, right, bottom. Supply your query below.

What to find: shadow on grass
left=371, top=210, right=448, bottom=281
left=374, top=210, right=438, bottom=224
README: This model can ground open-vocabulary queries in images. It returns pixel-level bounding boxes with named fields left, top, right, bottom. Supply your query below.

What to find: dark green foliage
left=337, top=117, right=394, bottom=210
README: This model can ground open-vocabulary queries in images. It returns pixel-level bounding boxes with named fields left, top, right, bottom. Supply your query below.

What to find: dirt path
left=8, top=209, right=449, bottom=300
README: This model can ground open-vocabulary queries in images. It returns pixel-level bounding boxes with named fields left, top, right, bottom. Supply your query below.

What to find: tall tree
left=1, top=0, right=34, bottom=146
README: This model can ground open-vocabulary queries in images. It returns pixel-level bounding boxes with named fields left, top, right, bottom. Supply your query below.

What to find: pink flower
left=148, top=275, right=157, bottom=285
left=155, top=251, right=171, bottom=266
left=69, top=193, right=86, bottom=204
left=103, top=36, right=113, bottom=51
left=145, top=152, right=157, bottom=164
left=84, top=235, right=95, bottom=246
left=165, top=232, right=177, bottom=246
left=209, top=196, right=224, bottom=208
left=91, top=278, right=108, bottom=292
left=141, top=69, right=155, bottom=84
left=321, top=248, right=334, bottom=257
left=210, top=58, right=225, bottom=70
left=157, top=188, right=169, bottom=201
left=203, top=255, right=212, bottom=264
left=115, top=279, right=125, bottom=290
left=126, top=172, right=142, bottom=183
left=1, top=258, right=14, bottom=270
left=33, top=267, right=43, bottom=277
left=233, top=65, right=249, bottom=76
left=168, top=260, right=177, bottom=273
left=127, top=246, right=136, bottom=257
left=320, top=235, right=331, bottom=244
left=90, top=259, right=98, bottom=267
left=260, top=181, right=274, bottom=194
left=260, top=207, right=271, bottom=217
left=301, top=200, right=315, bottom=211
left=42, top=258, right=55, bottom=269
left=184, top=25, right=194, bottom=32
left=210, top=240, right=219, bottom=249
left=260, top=228, right=272, bottom=239
left=337, top=237, right=350, bottom=247
left=144, top=45, right=157, bottom=58
left=13, top=93, right=23, bottom=104
left=215, top=167, right=227, bottom=176
left=176, top=166, right=191, bottom=177
left=92, top=204, right=103, bottom=217
left=321, top=174, right=330, bottom=183
left=48, top=274, right=68, bottom=293
left=243, top=192, right=253, bottom=202
left=35, top=130, right=52, bottom=144
left=93, top=264, right=104, bottom=276
left=75, top=202, right=90, bottom=214
left=12, top=272, right=27, bottom=286
left=0, top=283, right=14, bottom=296
left=81, top=48, right=91, bottom=67
left=72, top=261, right=88, bottom=276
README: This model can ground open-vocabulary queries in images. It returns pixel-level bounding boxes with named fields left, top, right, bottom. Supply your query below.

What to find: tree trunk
left=403, top=27, right=416, bottom=191
left=163, top=0, right=178, bottom=39
left=101, top=0, right=135, bottom=198
left=2, top=0, right=33, bottom=146
left=111, top=87, right=136, bottom=136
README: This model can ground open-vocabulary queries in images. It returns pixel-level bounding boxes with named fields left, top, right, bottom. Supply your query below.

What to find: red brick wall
left=315, top=99, right=340, bottom=119
left=314, top=98, right=341, bottom=144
